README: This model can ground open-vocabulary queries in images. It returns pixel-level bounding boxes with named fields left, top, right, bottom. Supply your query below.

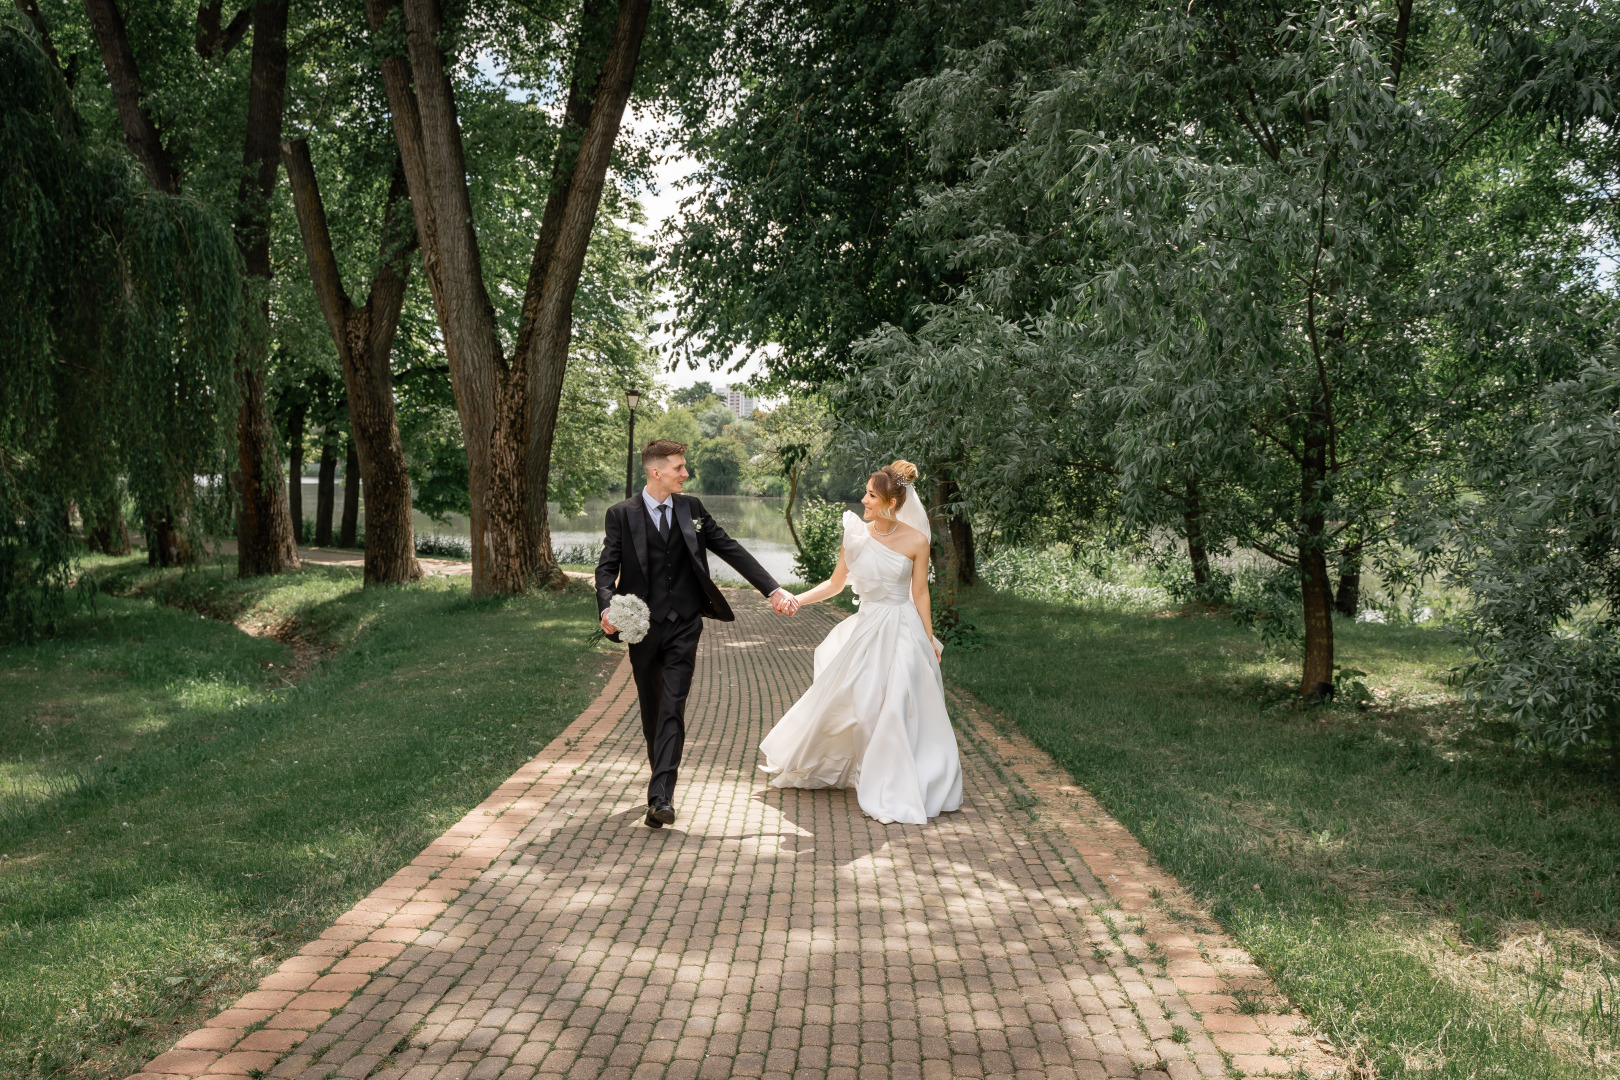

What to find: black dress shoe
left=646, top=797, right=676, bottom=827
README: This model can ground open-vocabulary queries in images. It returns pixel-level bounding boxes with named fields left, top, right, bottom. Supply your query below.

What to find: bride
left=759, top=460, right=963, bottom=824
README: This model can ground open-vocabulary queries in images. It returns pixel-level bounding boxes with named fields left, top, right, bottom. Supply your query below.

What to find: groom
left=596, top=439, right=799, bottom=828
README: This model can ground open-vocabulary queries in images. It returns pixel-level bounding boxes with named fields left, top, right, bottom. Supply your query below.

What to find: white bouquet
left=606, top=593, right=651, bottom=644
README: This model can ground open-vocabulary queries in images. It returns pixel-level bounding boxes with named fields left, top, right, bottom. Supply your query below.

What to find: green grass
left=0, top=557, right=611, bottom=1080
left=944, top=587, right=1620, bottom=1079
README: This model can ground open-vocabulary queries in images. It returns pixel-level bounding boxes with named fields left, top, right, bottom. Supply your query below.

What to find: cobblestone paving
left=128, top=591, right=1344, bottom=1080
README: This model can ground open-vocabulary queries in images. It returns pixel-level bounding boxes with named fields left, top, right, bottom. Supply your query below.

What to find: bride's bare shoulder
left=893, top=522, right=930, bottom=557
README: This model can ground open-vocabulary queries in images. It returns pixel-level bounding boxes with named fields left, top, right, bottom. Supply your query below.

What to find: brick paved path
left=129, top=592, right=1344, bottom=1080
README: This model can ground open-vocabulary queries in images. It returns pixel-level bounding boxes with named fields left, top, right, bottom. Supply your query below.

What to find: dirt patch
left=238, top=615, right=331, bottom=686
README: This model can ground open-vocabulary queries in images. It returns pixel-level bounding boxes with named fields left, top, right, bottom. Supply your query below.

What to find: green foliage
left=792, top=499, right=844, bottom=584
left=1438, top=357, right=1620, bottom=750
left=640, top=403, right=703, bottom=453
left=672, top=382, right=718, bottom=408
left=977, top=544, right=1172, bottom=612
left=843, top=0, right=1611, bottom=694
left=666, top=0, right=1012, bottom=391
left=689, top=434, right=747, bottom=495
left=0, top=22, right=238, bottom=637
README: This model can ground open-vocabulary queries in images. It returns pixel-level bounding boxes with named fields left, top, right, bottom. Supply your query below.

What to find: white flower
left=607, top=593, right=652, bottom=644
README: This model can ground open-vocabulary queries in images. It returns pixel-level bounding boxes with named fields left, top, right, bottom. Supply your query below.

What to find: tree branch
left=281, top=136, right=355, bottom=345
left=1389, top=0, right=1413, bottom=88
left=195, top=1, right=252, bottom=59
left=83, top=0, right=179, bottom=193
left=14, top=0, right=67, bottom=78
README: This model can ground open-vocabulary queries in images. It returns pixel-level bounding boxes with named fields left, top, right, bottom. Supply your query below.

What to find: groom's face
left=647, top=454, right=689, bottom=495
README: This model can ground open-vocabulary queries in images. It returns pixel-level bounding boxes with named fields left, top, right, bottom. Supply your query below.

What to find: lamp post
left=624, top=387, right=641, bottom=499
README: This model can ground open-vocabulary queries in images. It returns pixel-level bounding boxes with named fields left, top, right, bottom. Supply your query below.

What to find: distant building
left=721, top=385, right=757, bottom=418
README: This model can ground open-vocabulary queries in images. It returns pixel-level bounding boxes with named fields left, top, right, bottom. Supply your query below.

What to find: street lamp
left=624, top=387, right=641, bottom=499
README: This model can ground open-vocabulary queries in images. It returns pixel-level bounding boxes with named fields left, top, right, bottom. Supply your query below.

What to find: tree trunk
left=519, top=0, right=642, bottom=586
left=783, top=468, right=804, bottom=557
left=85, top=490, right=131, bottom=555
left=933, top=472, right=974, bottom=588
left=194, top=0, right=252, bottom=58
left=15, top=0, right=68, bottom=78
left=1299, top=424, right=1335, bottom=699
left=340, top=436, right=361, bottom=547
left=82, top=0, right=178, bottom=193
left=1335, top=531, right=1363, bottom=617
left=282, top=138, right=423, bottom=583
left=1183, top=479, right=1210, bottom=587
left=315, top=437, right=337, bottom=546
left=287, top=398, right=305, bottom=541
left=950, top=513, right=975, bottom=586
left=929, top=476, right=961, bottom=630
left=232, top=0, right=299, bottom=578
left=145, top=506, right=191, bottom=567
left=369, top=0, right=530, bottom=596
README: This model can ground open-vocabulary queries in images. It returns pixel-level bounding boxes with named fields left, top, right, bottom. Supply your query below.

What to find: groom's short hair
left=642, top=439, right=687, bottom=470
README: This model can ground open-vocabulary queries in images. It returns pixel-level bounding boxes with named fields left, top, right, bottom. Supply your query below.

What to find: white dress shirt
left=642, top=487, right=675, bottom=535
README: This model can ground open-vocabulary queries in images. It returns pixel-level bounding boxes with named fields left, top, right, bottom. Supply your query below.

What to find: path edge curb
left=123, top=654, right=637, bottom=1080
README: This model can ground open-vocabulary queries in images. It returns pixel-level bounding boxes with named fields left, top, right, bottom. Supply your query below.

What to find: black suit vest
left=644, top=502, right=703, bottom=622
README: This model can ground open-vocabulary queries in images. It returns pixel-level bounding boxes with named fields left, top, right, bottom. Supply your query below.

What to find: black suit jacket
left=595, top=494, right=780, bottom=633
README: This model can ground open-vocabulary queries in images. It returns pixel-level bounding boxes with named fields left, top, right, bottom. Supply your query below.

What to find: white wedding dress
left=759, top=511, right=963, bottom=824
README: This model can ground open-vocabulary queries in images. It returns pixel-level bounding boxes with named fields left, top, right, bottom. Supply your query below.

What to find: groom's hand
left=600, top=611, right=619, bottom=635
left=770, top=589, right=799, bottom=616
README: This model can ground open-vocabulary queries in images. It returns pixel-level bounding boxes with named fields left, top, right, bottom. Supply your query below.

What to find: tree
left=2, top=17, right=238, bottom=632
left=283, top=138, right=423, bottom=583
left=666, top=0, right=1012, bottom=577
left=80, top=0, right=299, bottom=576
left=665, top=0, right=1006, bottom=389
left=873, top=0, right=1601, bottom=697
left=672, top=381, right=717, bottom=407
left=229, top=0, right=300, bottom=577
left=752, top=397, right=831, bottom=559
left=1437, top=356, right=1620, bottom=751
left=367, top=0, right=653, bottom=594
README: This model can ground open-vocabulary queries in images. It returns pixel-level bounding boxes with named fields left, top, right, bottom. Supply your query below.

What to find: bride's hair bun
left=868, top=460, right=917, bottom=518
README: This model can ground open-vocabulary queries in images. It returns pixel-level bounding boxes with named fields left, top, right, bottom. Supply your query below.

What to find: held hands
left=606, top=591, right=797, bottom=631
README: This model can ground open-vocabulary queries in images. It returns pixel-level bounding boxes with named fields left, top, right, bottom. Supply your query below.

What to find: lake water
left=308, top=480, right=833, bottom=584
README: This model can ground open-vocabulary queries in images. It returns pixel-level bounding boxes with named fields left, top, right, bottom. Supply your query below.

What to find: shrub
left=1439, top=358, right=1620, bottom=751
left=793, top=499, right=844, bottom=584
left=554, top=541, right=601, bottom=566
left=978, top=544, right=1173, bottom=611
left=415, top=534, right=471, bottom=559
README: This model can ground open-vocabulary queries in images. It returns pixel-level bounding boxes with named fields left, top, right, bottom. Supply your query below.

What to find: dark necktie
left=657, top=504, right=669, bottom=539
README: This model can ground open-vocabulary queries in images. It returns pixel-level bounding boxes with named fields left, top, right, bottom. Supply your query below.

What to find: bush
left=415, top=533, right=471, bottom=559
left=978, top=543, right=1173, bottom=611
left=554, top=541, right=601, bottom=566
left=1439, top=357, right=1620, bottom=751
left=793, top=500, right=844, bottom=584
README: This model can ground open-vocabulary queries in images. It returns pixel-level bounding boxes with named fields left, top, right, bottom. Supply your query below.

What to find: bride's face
left=861, top=482, right=891, bottom=521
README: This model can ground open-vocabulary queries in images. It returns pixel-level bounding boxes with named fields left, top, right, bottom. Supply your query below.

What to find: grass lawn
left=0, top=557, right=611, bottom=1080
left=944, top=587, right=1620, bottom=1078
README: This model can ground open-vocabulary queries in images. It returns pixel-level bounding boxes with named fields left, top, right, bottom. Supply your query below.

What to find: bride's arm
left=792, top=545, right=849, bottom=606
left=911, top=545, right=939, bottom=659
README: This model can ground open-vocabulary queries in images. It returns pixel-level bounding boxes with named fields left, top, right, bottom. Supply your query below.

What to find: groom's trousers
left=627, top=611, right=704, bottom=805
